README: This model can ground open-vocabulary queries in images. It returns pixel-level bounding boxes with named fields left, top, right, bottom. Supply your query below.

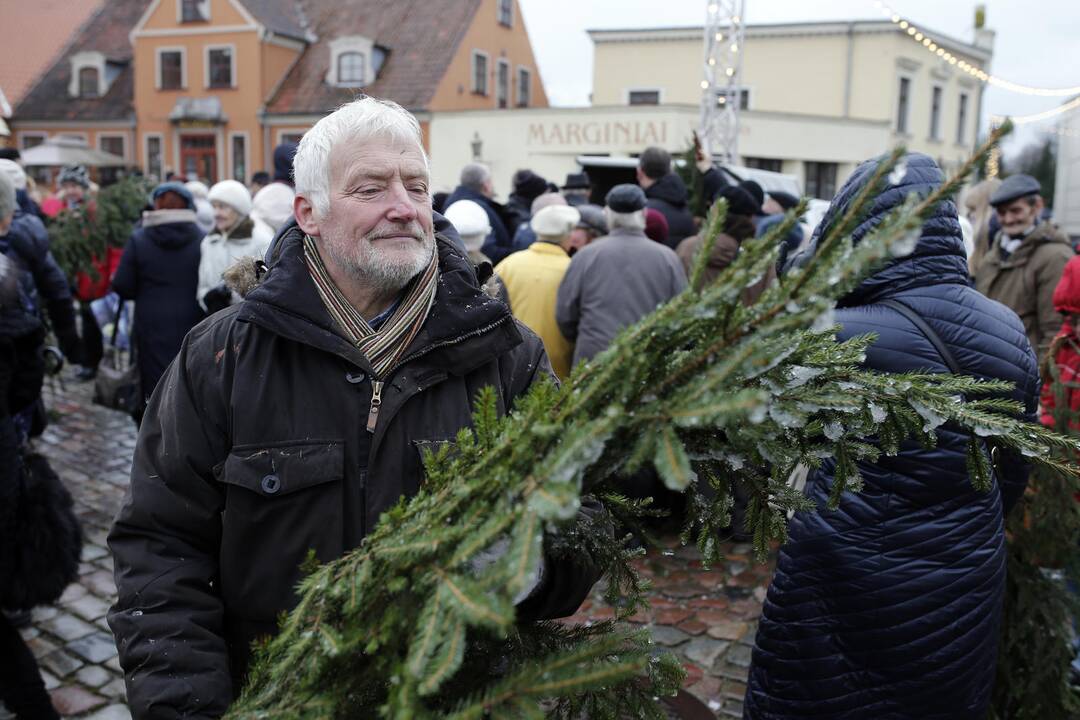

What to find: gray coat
left=556, top=227, right=687, bottom=365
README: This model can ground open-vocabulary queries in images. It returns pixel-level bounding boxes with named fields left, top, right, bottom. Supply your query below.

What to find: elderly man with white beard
left=107, top=97, right=602, bottom=720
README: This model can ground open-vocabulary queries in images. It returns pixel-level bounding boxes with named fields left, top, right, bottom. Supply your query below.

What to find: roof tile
left=264, top=0, right=481, bottom=115
left=14, top=0, right=150, bottom=123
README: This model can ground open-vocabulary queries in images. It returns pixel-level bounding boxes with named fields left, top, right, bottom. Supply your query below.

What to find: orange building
left=13, top=0, right=547, bottom=184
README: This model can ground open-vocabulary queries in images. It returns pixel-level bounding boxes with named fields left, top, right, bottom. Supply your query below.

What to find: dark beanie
left=739, top=180, right=765, bottom=213
left=512, top=170, right=549, bottom=201
left=718, top=185, right=759, bottom=218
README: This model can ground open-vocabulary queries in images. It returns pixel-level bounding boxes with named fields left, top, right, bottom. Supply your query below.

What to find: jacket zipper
left=364, top=315, right=513, bottom=434
left=366, top=381, right=384, bottom=433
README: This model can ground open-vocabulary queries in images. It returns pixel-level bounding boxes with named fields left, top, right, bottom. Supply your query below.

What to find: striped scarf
left=303, top=234, right=439, bottom=379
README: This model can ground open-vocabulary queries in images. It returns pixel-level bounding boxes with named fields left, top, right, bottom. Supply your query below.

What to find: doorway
left=180, top=134, right=217, bottom=183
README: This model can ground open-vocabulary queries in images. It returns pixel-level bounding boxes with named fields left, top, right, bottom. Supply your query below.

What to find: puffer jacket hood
left=805, top=152, right=970, bottom=307
left=273, top=143, right=297, bottom=185
left=644, top=172, right=689, bottom=209
left=745, top=153, right=1039, bottom=719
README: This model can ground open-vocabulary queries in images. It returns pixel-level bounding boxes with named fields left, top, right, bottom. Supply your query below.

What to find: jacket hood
left=140, top=210, right=203, bottom=250
left=252, top=182, right=295, bottom=231
left=241, top=223, right=517, bottom=375
left=1053, top=255, right=1080, bottom=314
left=808, top=153, right=970, bottom=307
left=645, top=173, right=689, bottom=209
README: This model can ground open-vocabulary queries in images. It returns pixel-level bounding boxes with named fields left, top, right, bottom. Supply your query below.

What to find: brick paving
left=566, top=539, right=773, bottom=718
left=3, top=375, right=773, bottom=719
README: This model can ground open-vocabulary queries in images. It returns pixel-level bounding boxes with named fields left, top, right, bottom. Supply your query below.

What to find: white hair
left=295, top=96, right=429, bottom=218
left=604, top=207, right=646, bottom=232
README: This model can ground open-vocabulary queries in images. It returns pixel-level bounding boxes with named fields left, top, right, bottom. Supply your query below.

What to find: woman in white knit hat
left=197, top=180, right=270, bottom=313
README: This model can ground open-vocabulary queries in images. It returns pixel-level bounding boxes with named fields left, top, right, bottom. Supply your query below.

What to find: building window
left=628, top=90, right=661, bottom=106
left=99, top=135, right=125, bottom=160
left=20, top=133, right=47, bottom=150
left=805, top=161, right=838, bottom=200
left=207, top=47, right=234, bottom=88
left=78, top=67, right=100, bottom=98
left=472, top=51, right=488, bottom=95
left=180, top=0, right=208, bottom=22
left=929, top=85, right=943, bottom=140
left=896, top=76, right=911, bottom=134
left=957, top=92, right=969, bottom=145
left=716, top=87, right=750, bottom=110
left=231, top=134, right=247, bottom=183
left=744, top=157, right=783, bottom=173
left=496, top=60, right=509, bottom=108
left=337, top=51, right=365, bottom=85
left=146, top=135, right=163, bottom=180
left=497, top=0, right=513, bottom=27
left=517, top=66, right=531, bottom=107
left=278, top=132, right=304, bottom=146
left=159, top=49, right=184, bottom=90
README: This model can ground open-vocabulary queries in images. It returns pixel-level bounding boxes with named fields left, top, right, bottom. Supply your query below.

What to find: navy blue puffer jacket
left=745, top=154, right=1039, bottom=719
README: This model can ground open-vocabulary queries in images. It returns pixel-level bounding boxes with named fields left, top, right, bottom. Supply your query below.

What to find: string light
left=1041, top=125, right=1080, bottom=139
left=873, top=0, right=1080, bottom=98
left=992, top=95, right=1080, bottom=126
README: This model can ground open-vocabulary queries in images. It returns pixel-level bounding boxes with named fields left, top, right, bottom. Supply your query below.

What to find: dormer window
left=180, top=0, right=209, bottom=22
left=78, top=67, right=100, bottom=98
left=338, top=52, right=365, bottom=85
left=69, top=51, right=106, bottom=99
left=327, top=35, right=385, bottom=88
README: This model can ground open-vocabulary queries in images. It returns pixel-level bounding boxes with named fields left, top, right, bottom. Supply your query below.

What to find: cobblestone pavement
left=4, top=376, right=772, bottom=719
left=566, top=538, right=773, bottom=718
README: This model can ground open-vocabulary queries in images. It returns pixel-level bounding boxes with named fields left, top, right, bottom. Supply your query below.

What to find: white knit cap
left=531, top=205, right=581, bottom=238
left=185, top=180, right=209, bottom=199
left=208, top=179, right=253, bottom=216
left=445, top=200, right=491, bottom=238
left=251, top=182, right=295, bottom=231
left=0, top=159, right=27, bottom=191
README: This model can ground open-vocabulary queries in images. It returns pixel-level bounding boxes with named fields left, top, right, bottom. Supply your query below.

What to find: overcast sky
left=518, top=0, right=1080, bottom=155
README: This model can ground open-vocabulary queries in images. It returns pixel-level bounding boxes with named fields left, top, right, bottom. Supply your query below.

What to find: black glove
left=203, top=284, right=233, bottom=314
left=46, top=299, right=82, bottom=365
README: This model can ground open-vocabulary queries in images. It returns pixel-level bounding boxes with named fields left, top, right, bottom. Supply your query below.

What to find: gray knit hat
left=58, top=164, right=90, bottom=188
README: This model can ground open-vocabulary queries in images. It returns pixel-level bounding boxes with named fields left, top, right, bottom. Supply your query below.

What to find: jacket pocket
left=216, top=441, right=345, bottom=623
left=412, top=439, right=457, bottom=483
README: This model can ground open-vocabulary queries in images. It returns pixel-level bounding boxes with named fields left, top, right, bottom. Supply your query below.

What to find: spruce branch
left=226, top=122, right=1072, bottom=718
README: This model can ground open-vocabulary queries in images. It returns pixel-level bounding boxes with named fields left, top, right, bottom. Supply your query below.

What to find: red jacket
left=75, top=246, right=123, bottom=302
left=1040, top=256, right=1080, bottom=429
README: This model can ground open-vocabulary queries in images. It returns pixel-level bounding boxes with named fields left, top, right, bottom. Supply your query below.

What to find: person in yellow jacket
left=495, top=204, right=580, bottom=379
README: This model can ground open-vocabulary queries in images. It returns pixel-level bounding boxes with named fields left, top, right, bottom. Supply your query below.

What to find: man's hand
left=694, top=132, right=713, bottom=174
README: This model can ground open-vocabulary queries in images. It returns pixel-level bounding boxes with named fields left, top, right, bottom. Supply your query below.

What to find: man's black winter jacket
left=108, top=227, right=599, bottom=719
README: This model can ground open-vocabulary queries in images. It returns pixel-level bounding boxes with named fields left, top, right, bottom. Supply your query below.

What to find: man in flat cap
left=556, top=183, right=687, bottom=366
left=974, top=173, right=1073, bottom=360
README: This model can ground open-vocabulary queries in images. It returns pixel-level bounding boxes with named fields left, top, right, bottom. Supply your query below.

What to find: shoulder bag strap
left=878, top=297, right=1001, bottom=471
left=877, top=299, right=963, bottom=375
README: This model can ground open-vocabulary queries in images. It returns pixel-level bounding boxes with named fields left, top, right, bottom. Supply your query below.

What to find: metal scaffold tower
left=699, top=0, right=746, bottom=164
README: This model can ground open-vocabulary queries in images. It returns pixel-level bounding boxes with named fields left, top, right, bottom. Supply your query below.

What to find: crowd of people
left=0, top=92, right=1078, bottom=719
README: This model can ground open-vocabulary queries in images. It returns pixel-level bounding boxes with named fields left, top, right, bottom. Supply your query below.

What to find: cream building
left=1054, top=104, right=1080, bottom=240
left=429, top=19, right=994, bottom=200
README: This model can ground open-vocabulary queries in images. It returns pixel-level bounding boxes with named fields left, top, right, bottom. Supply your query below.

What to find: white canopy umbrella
left=20, top=136, right=126, bottom=167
